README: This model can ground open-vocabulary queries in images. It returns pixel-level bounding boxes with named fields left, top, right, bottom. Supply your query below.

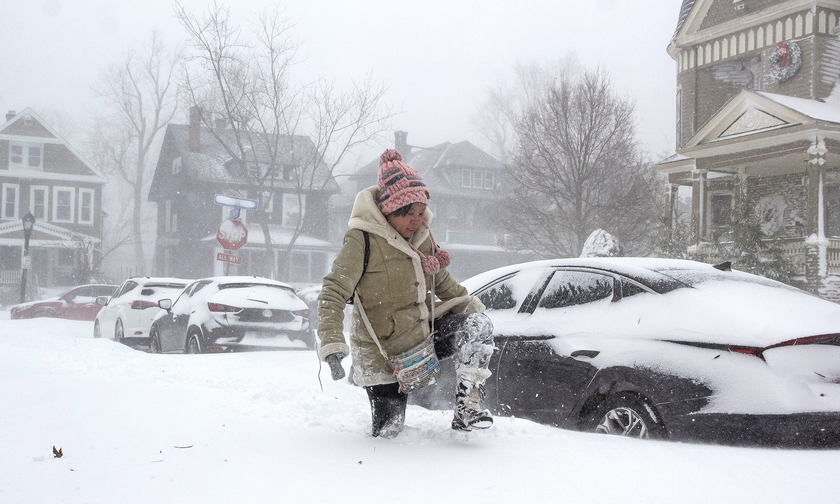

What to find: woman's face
left=387, top=203, right=427, bottom=239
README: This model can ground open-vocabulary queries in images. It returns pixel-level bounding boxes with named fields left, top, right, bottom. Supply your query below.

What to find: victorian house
left=346, top=132, right=522, bottom=281
left=657, top=0, right=840, bottom=299
left=0, top=108, right=106, bottom=299
left=149, top=108, right=340, bottom=285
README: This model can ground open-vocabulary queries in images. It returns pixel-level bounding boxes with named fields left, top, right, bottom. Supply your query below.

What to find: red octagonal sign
left=217, top=219, right=248, bottom=251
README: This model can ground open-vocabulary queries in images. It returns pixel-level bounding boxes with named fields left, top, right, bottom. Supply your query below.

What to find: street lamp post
left=19, top=212, right=35, bottom=303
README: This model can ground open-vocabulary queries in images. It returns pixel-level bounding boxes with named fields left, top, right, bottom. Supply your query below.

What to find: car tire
left=32, top=307, right=56, bottom=318
left=589, top=392, right=666, bottom=440
left=114, top=319, right=124, bottom=345
left=186, top=329, right=203, bottom=354
left=149, top=326, right=161, bottom=354
left=94, top=320, right=101, bottom=339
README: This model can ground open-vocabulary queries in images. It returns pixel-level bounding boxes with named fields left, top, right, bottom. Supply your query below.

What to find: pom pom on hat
left=378, top=149, right=429, bottom=215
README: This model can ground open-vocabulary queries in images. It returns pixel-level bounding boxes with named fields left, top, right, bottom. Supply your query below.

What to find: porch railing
left=0, top=270, right=22, bottom=284
left=691, top=238, right=840, bottom=276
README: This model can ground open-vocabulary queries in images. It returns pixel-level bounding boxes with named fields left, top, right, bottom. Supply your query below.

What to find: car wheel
left=186, top=330, right=203, bottom=354
left=32, top=307, right=56, bottom=318
left=149, top=326, right=161, bottom=354
left=590, top=392, right=666, bottom=440
left=94, top=320, right=101, bottom=339
left=114, top=319, right=125, bottom=344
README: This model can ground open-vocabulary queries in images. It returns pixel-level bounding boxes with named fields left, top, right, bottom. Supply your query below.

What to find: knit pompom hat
left=378, top=149, right=429, bottom=215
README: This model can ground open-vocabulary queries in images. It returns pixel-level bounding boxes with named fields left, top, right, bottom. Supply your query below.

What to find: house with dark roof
left=346, top=132, right=523, bottom=280
left=0, top=108, right=106, bottom=299
left=148, top=108, right=340, bottom=284
left=658, top=0, right=840, bottom=299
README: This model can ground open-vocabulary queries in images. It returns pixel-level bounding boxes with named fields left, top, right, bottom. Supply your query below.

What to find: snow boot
left=452, top=365, right=493, bottom=432
left=366, top=383, right=407, bottom=439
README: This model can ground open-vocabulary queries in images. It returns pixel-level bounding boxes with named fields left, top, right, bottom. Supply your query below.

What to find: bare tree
left=175, top=1, right=392, bottom=280
left=472, top=56, right=583, bottom=165
left=90, top=31, right=180, bottom=275
left=499, top=68, right=662, bottom=258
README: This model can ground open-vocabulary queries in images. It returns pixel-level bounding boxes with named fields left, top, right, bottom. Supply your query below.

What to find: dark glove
left=325, top=353, right=346, bottom=381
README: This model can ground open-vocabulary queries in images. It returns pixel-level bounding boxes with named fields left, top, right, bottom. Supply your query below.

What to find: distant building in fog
left=0, top=108, right=106, bottom=301
left=344, top=131, right=524, bottom=281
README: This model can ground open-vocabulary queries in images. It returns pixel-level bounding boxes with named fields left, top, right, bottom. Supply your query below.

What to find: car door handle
left=570, top=350, right=600, bottom=359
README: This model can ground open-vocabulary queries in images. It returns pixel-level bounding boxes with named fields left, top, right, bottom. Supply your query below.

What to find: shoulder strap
left=362, top=231, right=370, bottom=277
left=346, top=231, right=370, bottom=305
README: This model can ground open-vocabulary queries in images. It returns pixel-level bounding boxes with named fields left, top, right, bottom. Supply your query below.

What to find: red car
left=9, top=284, right=118, bottom=320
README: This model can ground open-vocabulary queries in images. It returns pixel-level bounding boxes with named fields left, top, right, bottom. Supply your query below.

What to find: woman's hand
left=325, top=353, right=346, bottom=381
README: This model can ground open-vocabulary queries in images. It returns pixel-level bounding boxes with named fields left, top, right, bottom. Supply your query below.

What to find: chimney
left=394, top=130, right=410, bottom=159
left=5, top=110, right=16, bottom=122
left=189, top=106, right=202, bottom=152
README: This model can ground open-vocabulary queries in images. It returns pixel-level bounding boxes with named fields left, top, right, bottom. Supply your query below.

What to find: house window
left=53, top=187, right=75, bottom=223
left=472, top=170, right=484, bottom=188
left=165, top=199, right=178, bottom=232
left=9, top=142, right=43, bottom=170
left=282, top=193, right=305, bottom=228
left=484, top=171, right=495, bottom=190
left=708, top=193, right=733, bottom=240
left=462, top=169, right=495, bottom=189
left=462, top=169, right=472, bottom=187
left=172, top=156, right=182, bottom=174
left=79, top=189, right=94, bottom=225
left=30, top=186, right=48, bottom=220
left=263, top=192, right=274, bottom=213
left=676, top=90, right=682, bottom=148
left=2, top=183, right=19, bottom=220
left=826, top=185, right=840, bottom=237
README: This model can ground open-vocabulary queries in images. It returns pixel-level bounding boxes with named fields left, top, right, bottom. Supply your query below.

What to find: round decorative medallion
left=769, top=40, right=802, bottom=83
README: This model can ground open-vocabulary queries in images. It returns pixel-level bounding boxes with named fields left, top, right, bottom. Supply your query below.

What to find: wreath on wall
left=769, top=40, right=802, bottom=83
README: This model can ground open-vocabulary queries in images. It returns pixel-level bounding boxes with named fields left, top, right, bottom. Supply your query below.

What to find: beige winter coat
left=317, top=186, right=484, bottom=386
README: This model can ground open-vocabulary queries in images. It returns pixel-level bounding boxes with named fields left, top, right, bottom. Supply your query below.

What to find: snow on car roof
left=461, top=257, right=707, bottom=293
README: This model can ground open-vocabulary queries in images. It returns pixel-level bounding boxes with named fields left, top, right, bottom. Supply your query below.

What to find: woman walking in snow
left=317, top=149, right=495, bottom=438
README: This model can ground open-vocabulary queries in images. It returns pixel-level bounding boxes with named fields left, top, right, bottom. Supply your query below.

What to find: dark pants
left=364, top=312, right=494, bottom=437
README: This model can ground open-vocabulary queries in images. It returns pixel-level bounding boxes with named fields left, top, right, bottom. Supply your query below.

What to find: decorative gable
left=718, top=108, right=788, bottom=138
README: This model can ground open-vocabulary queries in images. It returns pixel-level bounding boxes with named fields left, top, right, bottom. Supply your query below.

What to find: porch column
left=805, top=136, right=827, bottom=294
left=664, top=183, right=678, bottom=236
left=689, top=170, right=707, bottom=249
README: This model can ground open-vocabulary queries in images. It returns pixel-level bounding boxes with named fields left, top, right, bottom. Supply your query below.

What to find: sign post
left=213, top=195, right=257, bottom=275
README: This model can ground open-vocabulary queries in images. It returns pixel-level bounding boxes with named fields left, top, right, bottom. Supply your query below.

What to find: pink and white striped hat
left=377, top=149, right=429, bottom=215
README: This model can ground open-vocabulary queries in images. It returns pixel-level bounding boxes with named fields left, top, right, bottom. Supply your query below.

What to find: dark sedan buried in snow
left=149, top=276, right=312, bottom=353
left=410, top=258, right=840, bottom=448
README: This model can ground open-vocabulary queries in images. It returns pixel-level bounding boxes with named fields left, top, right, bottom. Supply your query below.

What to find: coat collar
left=348, top=186, right=432, bottom=251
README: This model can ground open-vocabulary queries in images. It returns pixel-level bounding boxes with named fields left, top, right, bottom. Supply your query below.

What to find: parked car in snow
left=410, top=257, right=840, bottom=448
left=149, top=276, right=312, bottom=354
left=94, top=277, right=190, bottom=348
left=10, top=284, right=118, bottom=320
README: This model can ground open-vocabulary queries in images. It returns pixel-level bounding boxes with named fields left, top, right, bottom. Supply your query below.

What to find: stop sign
left=216, top=219, right=248, bottom=251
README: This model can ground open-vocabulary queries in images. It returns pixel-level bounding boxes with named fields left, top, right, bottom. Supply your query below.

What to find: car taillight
left=131, top=300, right=158, bottom=310
left=766, top=333, right=840, bottom=350
left=292, top=308, right=310, bottom=318
left=208, top=302, right=242, bottom=313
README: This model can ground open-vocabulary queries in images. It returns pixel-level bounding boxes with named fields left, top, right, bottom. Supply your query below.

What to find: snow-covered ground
left=2, top=312, right=839, bottom=504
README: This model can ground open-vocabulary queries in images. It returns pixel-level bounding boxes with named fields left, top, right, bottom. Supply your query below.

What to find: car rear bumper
left=205, top=326, right=312, bottom=351
left=668, top=412, right=840, bottom=448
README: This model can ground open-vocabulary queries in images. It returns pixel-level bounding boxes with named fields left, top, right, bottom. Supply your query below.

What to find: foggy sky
left=1, top=0, right=681, bottom=168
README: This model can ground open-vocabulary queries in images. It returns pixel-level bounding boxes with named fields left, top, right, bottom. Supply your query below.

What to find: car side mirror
left=95, top=296, right=109, bottom=306
left=158, top=299, right=172, bottom=311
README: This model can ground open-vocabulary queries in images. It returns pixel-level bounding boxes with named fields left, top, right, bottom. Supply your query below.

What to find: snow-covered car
left=94, top=277, right=190, bottom=347
left=410, top=257, right=840, bottom=447
left=149, top=276, right=312, bottom=353
left=10, top=284, right=118, bottom=320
